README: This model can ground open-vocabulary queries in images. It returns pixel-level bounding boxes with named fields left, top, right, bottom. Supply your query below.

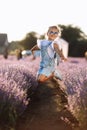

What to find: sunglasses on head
left=48, top=31, right=59, bottom=35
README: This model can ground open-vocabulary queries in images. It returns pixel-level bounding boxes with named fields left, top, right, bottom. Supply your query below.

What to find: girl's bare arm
left=31, top=45, right=40, bottom=59
left=54, top=43, right=67, bottom=61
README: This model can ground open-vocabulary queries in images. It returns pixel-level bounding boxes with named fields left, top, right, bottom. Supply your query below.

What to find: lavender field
left=0, top=55, right=87, bottom=130
left=58, top=57, right=87, bottom=128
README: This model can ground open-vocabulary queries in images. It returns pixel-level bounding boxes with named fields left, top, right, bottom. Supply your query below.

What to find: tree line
left=9, top=24, right=87, bottom=57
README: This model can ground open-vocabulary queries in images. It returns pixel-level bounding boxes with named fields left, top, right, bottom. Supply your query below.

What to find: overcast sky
left=0, top=0, right=87, bottom=42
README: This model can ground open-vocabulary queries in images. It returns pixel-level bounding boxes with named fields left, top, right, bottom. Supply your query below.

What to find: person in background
left=31, top=25, right=67, bottom=83
left=16, top=49, right=22, bottom=60
left=84, top=51, right=87, bottom=60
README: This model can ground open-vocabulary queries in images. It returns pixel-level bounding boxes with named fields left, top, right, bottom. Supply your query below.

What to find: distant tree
left=10, top=25, right=87, bottom=57
left=59, top=24, right=86, bottom=42
left=8, top=41, right=23, bottom=55
left=58, top=24, right=87, bottom=57
left=19, top=32, right=38, bottom=50
left=39, top=34, right=45, bottom=39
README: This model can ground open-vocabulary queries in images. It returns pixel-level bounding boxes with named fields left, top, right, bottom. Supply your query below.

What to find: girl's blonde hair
left=47, top=25, right=61, bottom=37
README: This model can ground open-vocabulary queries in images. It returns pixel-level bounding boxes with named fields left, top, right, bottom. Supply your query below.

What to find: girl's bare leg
left=37, top=73, right=54, bottom=83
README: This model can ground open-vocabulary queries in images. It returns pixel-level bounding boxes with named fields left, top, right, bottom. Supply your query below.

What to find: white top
left=37, top=38, right=62, bottom=50
left=52, top=37, right=62, bottom=50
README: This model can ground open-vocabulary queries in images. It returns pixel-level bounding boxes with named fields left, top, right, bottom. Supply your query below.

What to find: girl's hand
left=31, top=55, right=36, bottom=60
left=64, top=58, right=68, bottom=61
left=62, top=57, right=68, bottom=62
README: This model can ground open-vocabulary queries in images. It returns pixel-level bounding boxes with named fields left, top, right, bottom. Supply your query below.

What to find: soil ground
left=16, top=79, right=79, bottom=130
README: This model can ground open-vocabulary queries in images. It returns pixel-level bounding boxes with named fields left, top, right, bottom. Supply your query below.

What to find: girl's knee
left=37, top=74, right=54, bottom=83
left=37, top=75, right=48, bottom=83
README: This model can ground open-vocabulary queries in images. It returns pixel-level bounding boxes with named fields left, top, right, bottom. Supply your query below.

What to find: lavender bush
left=0, top=55, right=87, bottom=129
left=20, top=56, right=87, bottom=129
left=24, top=56, right=87, bottom=128
left=58, top=58, right=87, bottom=128
left=0, top=57, right=38, bottom=127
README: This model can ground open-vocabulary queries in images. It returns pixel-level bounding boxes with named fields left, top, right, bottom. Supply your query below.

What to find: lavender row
left=0, top=59, right=38, bottom=127
left=58, top=58, right=87, bottom=127
left=0, top=56, right=87, bottom=128
left=24, top=56, right=87, bottom=127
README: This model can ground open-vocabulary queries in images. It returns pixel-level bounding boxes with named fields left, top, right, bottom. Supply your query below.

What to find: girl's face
left=47, top=28, right=59, bottom=41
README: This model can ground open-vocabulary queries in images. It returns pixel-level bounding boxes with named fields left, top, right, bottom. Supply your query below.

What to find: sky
left=0, top=0, right=87, bottom=42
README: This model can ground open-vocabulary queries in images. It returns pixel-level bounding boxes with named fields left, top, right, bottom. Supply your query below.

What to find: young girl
left=31, top=25, right=67, bottom=83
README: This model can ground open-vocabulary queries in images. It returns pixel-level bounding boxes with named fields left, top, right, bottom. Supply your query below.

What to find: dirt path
left=16, top=79, right=79, bottom=130
left=16, top=106, right=79, bottom=130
